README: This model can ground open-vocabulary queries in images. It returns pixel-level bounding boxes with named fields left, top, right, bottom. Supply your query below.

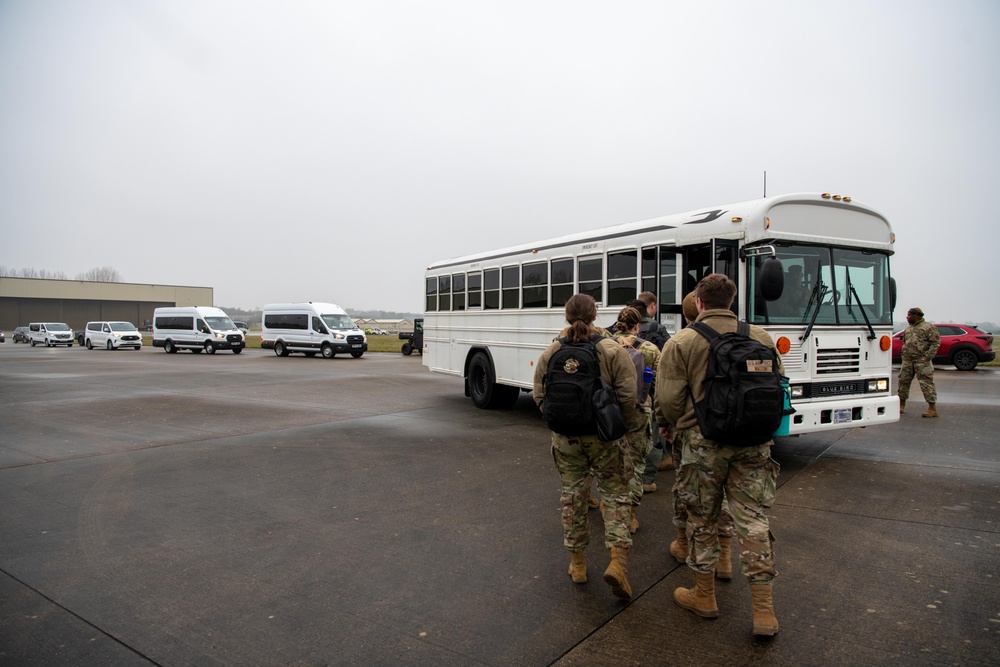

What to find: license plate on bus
left=834, top=408, right=852, bottom=424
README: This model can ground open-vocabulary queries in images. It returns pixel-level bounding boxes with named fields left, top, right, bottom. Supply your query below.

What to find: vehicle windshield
left=47, top=323, right=71, bottom=331
left=110, top=322, right=137, bottom=332
left=322, top=314, right=357, bottom=330
left=748, top=244, right=893, bottom=326
left=205, top=316, right=237, bottom=331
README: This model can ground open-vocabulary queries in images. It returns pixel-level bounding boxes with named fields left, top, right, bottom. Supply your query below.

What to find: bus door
left=642, top=244, right=682, bottom=334
left=679, top=240, right=739, bottom=319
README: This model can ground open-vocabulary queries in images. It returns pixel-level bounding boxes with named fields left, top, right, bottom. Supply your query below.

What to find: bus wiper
left=800, top=283, right=828, bottom=342
left=845, top=268, right=876, bottom=340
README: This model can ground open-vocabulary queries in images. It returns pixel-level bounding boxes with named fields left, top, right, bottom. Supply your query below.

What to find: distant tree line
left=0, top=265, right=123, bottom=282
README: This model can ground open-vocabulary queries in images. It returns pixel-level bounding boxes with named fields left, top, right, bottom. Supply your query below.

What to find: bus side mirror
left=889, top=277, right=897, bottom=312
left=759, top=256, right=784, bottom=301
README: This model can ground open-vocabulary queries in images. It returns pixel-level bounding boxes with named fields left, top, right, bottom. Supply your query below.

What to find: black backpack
left=689, top=321, right=785, bottom=446
left=542, top=335, right=604, bottom=436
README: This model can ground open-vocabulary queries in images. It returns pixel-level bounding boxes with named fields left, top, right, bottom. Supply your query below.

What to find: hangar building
left=0, top=277, right=213, bottom=331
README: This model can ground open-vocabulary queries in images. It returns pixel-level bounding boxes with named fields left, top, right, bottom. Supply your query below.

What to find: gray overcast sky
left=1, top=1, right=998, bottom=322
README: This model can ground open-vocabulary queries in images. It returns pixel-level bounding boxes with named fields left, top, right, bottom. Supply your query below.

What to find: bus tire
left=468, top=352, right=519, bottom=409
left=401, top=343, right=412, bottom=355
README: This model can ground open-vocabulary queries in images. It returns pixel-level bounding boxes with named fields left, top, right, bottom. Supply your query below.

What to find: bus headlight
left=867, top=378, right=889, bottom=392
left=790, top=385, right=804, bottom=398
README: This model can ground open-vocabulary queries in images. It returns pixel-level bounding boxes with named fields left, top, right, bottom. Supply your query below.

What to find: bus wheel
left=468, top=352, right=518, bottom=409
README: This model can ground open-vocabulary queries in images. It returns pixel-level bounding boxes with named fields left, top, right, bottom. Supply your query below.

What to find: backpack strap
left=736, top=321, right=750, bottom=337
left=689, top=321, right=719, bottom=343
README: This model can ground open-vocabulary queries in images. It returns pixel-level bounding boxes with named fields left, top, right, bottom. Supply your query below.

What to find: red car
left=892, top=323, right=996, bottom=371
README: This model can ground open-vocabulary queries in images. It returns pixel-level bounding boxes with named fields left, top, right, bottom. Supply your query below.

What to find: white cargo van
left=261, top=302, right=367, bottom=358
left=152, top=306, right=245, bottom=354
left=83, top=321, right=142, bottom=350
left=28, top=322, right=74, bottom=347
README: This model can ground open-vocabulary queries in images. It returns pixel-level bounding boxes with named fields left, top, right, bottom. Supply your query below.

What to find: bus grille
left=816, top=347, right=860, bottom=374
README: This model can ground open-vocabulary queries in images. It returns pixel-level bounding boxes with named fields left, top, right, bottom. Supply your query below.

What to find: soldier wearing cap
left=897, top=307, right=941, bottom=418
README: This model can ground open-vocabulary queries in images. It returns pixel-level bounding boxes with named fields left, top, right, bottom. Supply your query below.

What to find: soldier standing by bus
left=897, top=307, right=941, bottom=417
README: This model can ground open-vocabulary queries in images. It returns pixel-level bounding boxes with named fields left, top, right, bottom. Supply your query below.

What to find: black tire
left=165, top=340, right=176, bottom=354
left=191, top=347, right=202, bottom=353
left=304, top=351, right=317, bottom=357
left=106, top=340, right=113, bottom=351
left=30, top=339, right=35, bottom=347
left=468, top=352, right=520, bottom=409
left=321, top=344, right=334, bottom=359
left=953, top=348, right=978, bottom=371
left=275, top=341, right=289, bottom=357
left=205, top=342, right=216, bottom=355
left=402, top=343, right=412, bottom=356
left=86, top=339, right=93, bottom=350
left=232, top=347, right=242, bottom=355
left=351, top=351, right=363, bottom=358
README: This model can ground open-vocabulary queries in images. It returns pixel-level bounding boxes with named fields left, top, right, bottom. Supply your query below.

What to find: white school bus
left=422, top=192, right=900, bottom=435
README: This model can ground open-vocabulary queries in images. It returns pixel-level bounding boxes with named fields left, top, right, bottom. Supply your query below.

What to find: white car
left=28, top=322, right=74, bottom=347
left=84, top=321, right=143, bottom=350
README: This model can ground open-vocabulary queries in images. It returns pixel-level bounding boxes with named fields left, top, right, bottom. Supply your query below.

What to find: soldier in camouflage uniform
left=897, top=307, right=941, bottom=418
left=534, top=293, right=640, bottom=600
left=611, top=306, right=661, bottom=534
left=655, top=274, right=782, bottom=637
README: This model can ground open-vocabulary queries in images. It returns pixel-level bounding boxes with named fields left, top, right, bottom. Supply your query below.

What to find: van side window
left=104, top=324, right=111, bottom=333
left=198, top=319, right=210, bottom=334
left=312, top=316, right=328, bottom=334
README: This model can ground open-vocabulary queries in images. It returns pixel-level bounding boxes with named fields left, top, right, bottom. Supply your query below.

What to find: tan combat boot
left=716, top=537, right=733, bottom=580
left=658, top=456, right=676, bottom=471
left=674, top=571, right=719, bottom=618
left=629, top=507, right=639, bottom=534
left=669, top=527, right=689, bottom=563
left=898, top=399, right=905, bottom=414
left=922, top=403, right=938, bottom=418
left=568, top=551, right=587, bottom=584
left=603, top=547, right=632, bottom=600
left=750, top=584, right=779, bottom=636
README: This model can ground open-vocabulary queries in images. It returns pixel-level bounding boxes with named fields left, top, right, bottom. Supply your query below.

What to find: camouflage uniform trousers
left=625, top=406, right=654, bottom=506
left=675, top=428, right=778, bottom=584
left=671, top=429, right=734, bottom=538
left=897, top=355, right=937, bottom=404
left=551, top=431, right=634, bottom=552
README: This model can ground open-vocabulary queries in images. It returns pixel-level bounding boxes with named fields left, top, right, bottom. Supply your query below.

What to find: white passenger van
left=261, top=302, right=368, bottom=358
left=28, top=322, right=74, bottom=347
left=83, top=321, right=142, bottom=350
left=152, top=306, right=245, bottom=354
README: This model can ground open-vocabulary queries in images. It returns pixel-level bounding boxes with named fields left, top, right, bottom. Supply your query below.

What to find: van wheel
left=321, top=344, right=334, bottom=359
left=232, top=348, right=242, bottom=355
left=275, top=341, right=289, bottom=357
left=304, top=351, right=317, bottom=357
left=351, top=351, right=363, bottom=358
left=86, top=339, right=93, bottom=350
left=106, top=340, right=113, bottom=350
left=164, top=340, right=176, bottom=354
left=30, top=339, right=35, bottom=347
left=204, top=342, right=216, bottom=354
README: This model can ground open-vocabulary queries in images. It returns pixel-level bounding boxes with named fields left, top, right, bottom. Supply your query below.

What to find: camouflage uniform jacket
left=654, top=309, right=784, bottom=430
left=611, top=331, right=661, bottom=410
left=901, top=319, right=940, bottom=361
left=533, top=329, right=639, bottom=427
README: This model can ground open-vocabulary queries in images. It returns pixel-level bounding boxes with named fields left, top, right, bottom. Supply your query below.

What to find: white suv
left=84, top=321, right=143, bottom=350
left=28, top=322, right=74, bottom=347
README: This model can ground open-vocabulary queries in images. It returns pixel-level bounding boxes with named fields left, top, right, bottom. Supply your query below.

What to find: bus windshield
left=749, top=244, right=892, bottom=326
